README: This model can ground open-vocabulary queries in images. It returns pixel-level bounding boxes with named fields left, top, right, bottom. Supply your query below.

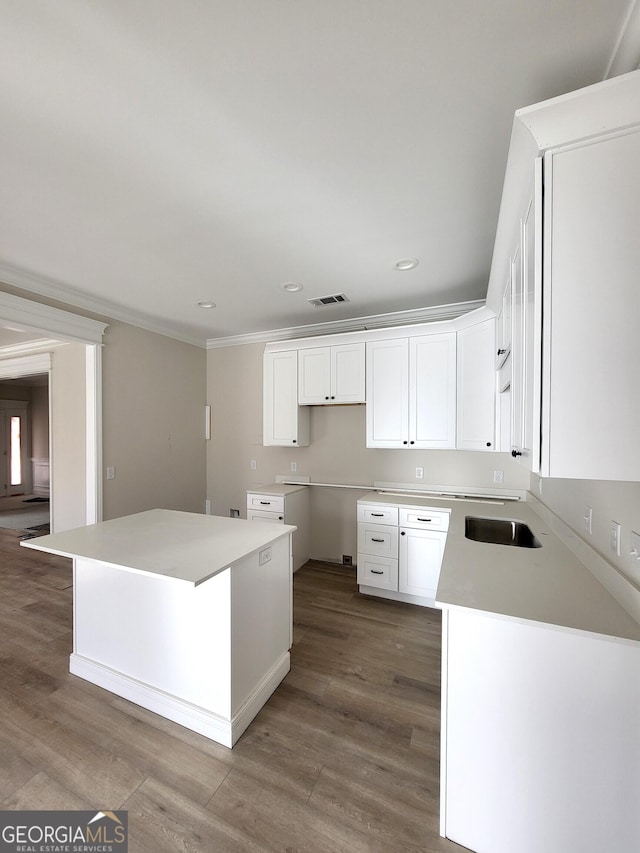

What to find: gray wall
left=531, top=473, right=640, bottom=587
left=102, top=320, right=207, bottom=520
left=206, top=342, right=531, bottom=562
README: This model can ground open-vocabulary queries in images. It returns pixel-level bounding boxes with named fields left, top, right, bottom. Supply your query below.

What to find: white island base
left=23, top=510, right=295, bottom=748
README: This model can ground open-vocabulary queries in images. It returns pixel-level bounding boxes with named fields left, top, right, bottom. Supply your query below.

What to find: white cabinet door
left=263, top=351, right=310, bottom=446
left=331, top=342, right=365, bottom=403
left=365, top=339, right=409, bottom=448
left=298, top=343, right=365, bottom=405
left=398, top=526, right=447, bottom=598
left=457, top=319, right=495, bottom=451
left=410, top=333, right=457, bottom=449
left=496, top=269, right=512, bottom=368
left=298, top=347, right=331, bottom=404
left=519, top=170, right=542, bottom=472
left=542, top=130, right=640, bottom=480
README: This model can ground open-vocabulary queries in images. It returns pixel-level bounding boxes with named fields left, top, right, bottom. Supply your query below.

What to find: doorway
left=0, top=374, right=50, bottom=536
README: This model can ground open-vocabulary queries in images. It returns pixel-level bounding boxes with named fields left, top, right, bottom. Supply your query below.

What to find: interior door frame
left=0, top=291, right=107, bottom=528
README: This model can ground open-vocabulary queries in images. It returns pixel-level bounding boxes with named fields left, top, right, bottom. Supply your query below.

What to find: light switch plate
left=610, top=521, right=621, bottom=556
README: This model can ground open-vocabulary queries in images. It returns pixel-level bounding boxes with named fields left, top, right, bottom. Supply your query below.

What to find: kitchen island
left=22, top=509, right=296, bottom=748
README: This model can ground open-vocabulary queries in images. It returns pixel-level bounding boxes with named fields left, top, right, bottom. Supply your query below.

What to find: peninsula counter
left=22, top=509, right=296, bottom=748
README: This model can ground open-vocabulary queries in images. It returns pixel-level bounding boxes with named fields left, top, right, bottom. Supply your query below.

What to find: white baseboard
left=69, top=651, right=290, bottom=748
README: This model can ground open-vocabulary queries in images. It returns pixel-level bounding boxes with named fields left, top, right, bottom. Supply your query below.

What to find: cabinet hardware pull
left=497, top=348, right=506, bottom=355
left=260, top=501, right=271, bottom=505
left=403, top=440, right=408, bottom=445
left=371, top=570, right=384, bottom=575
left=279, top=516, right=283, bottom=520
left=486, top=442, right=492, bottom=447
left=331, top=396, right=335, bottom=399
left=410, top=440, right=415, bottom=445
left=371, top=513, right=384, bottom=517
left=511, top=449, right=522, bottom=457
left=325, top=396, right=329, bottom=400
left=400, top=531, right=406, bottom=536
left=417, top=518, right=432, bottom=522
left=371, top=537, right=385, bottom=543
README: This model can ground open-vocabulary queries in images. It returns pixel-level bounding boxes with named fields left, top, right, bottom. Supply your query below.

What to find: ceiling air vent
left=307, top=293, right=350, bottom=307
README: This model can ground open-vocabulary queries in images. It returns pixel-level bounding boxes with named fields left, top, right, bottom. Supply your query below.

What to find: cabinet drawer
left=247, top=509, right=285, bottom=523
left=357, top=522, right=398, bottom=558
left=357, top=554, right=398, bottom=591
left=357, top=504, right=399, bottom=525
left=247, top=493, right=285, bottom=513
left=399, top=507, right=450, bottom=531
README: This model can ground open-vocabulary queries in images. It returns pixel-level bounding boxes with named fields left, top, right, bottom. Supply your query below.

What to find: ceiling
left=1, top=1, right=639, bottom=347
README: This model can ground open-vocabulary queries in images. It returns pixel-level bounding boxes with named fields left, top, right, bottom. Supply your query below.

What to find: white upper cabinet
left=365, top=338, right=409, bottom=448
left=495, top=161, right=542, bottom=469
left=263, top=350, right=310, bottom=446
left=410, top=333, right=457, bottom=449
left=457, top=318, right=496, bottom=451
left=366, top=332, right=456, bottom=449
left=298, top=343, right=365, bottom=405
left=541, top=128, right=640, bottom=480
left=487, top=72, right=640, bottom=480
left=496, top=270, right=512, bottom=368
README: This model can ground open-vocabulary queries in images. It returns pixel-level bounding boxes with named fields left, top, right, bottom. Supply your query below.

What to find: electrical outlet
left=259, top=546, right=272, bottom=565
left=610, top=521, right=621, bottom=556
left=342, top=555, right=353, bottom=566
left=415, top=467, right=424, bottom=479
left=290, top=461, right=297, bottom=472
left=493, top=470, right=504, bottom=484
left=583, top=506, right=593, bottom=535
left=106, top=466, right=115, bottom=480
left=250, top=459, right=257, bottom=470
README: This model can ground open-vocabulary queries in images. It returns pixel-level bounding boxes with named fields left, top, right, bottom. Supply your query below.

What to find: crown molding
left=0, top=260, right=205, bottom=348
left=206, top=299, right=486, bottom=349
left=0, top=287, right=107, bottom=345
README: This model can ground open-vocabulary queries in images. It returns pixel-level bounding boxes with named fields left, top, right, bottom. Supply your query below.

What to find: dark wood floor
left=0, top=527, right=465, bottom=852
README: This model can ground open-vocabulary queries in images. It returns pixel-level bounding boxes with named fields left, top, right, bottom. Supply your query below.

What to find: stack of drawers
left=357, top=496, right=450, bottom=608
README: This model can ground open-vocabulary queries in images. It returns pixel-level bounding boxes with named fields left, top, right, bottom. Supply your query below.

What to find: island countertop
left=21, top=508, right=296, bottom=586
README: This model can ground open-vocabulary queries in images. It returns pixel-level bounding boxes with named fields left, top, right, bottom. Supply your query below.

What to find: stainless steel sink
left=465, top=516, right=542, bottom=548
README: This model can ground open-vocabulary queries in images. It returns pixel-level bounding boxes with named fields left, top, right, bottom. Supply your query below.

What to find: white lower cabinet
left=357, top=496, right=450, bottom=607
left=246, top=485, right=309, bottom=571
left=399, top=526, right=447, bottom=599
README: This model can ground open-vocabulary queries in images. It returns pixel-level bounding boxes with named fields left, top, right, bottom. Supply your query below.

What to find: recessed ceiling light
left=393, top=258, right=419, bottom=271
left=281, top=282, right=303, bottom=293
left=197, top=300, right=216, bottom=309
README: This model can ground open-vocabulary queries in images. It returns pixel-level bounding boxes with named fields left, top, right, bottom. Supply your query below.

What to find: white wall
left=207, top=342, right=530, bottom=562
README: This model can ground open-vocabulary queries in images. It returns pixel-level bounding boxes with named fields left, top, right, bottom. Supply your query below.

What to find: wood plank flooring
left=0, top=528, right=465, bottom=852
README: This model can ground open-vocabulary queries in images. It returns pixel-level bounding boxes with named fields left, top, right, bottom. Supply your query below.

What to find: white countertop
left=358, top=492, right=640, bottom=643
left=247, top=483, right=308, bottom=496
left=21, top=509, right=296, bottom=586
